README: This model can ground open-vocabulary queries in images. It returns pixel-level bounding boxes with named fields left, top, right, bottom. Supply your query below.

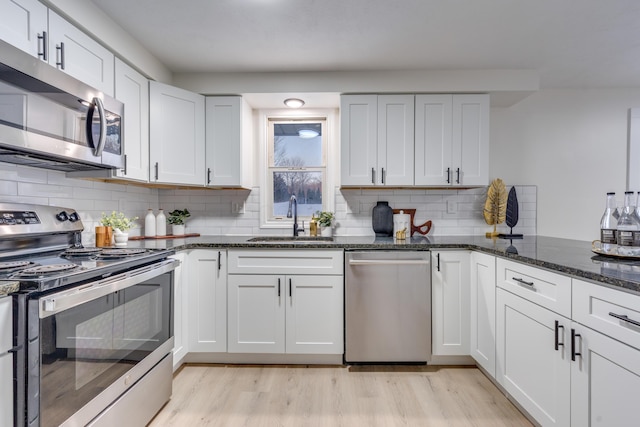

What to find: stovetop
left=0, top=246, right=174, bottom=293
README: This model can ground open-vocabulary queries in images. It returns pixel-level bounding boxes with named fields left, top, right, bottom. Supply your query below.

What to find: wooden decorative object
left=393, top=209, right=432, bottom=237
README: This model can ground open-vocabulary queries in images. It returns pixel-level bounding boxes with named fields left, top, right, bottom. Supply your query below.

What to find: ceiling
left=90, top=0, right=640, bottom=90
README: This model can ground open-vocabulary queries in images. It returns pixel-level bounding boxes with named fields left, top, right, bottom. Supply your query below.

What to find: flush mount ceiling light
left=284, top=98, right=305, bottom=108
left=298, top=129, right=319, bottom=139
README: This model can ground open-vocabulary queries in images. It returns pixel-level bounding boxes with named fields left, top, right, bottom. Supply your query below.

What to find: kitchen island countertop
left=123, top=235, right=640, bottom=294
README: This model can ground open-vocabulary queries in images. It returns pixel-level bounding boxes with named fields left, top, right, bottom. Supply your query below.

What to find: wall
left=491, top=89, right=640, bottom=241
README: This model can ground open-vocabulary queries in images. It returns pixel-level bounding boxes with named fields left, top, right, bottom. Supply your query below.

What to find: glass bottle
left=600, top=193, right=618, bottom=252
left=156, top=209, right=166, bottom=237
left=616, top=191, right=639, bottom=247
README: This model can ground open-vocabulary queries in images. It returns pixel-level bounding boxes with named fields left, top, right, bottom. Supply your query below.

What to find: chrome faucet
left=287, top=195, right=304, bottom=236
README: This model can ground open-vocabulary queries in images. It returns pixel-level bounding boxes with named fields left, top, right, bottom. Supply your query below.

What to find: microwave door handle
left=90, top=97, right=107, bottom=157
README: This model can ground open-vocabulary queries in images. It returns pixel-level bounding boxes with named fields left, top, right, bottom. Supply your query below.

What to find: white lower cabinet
left=0, top=297, right=12, bottom=427
left=188, top=249, right=227, bottom=353
left=469, top=251, right=496, bottom=376
left=227, top=250, right=344, bottom=355
left=431, top=250, right=470, bottom=355
left=170, top=252, right=187, bottom=369
left=570, top=323, right=640, bottom=427
left=496, top=288, right=571, bottom=427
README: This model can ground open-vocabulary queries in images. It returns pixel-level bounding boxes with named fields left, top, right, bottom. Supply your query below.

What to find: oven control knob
left=68, top=212, right=80, bottom=222
left=56, top=211, right=69, bottom=222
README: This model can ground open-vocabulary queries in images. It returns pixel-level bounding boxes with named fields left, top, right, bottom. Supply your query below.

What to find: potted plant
left=99, top=211, right=138, bottom=246
left=167, top=208, right=191, bottom=236
left=316, top=211, right=335, bottom=237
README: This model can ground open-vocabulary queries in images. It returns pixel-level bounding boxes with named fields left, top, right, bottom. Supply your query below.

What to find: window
left=267, top=118, right=327, bottom=222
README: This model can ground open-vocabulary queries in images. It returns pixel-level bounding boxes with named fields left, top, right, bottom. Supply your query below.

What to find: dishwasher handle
left=348, top=259, right=430, bottom=266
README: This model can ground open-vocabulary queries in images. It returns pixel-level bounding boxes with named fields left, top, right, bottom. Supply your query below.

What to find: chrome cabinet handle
left=123, top=154, right=128, bottom=175
left=609, top=312, right=640, bottom=327
left=381, top=167, right=385, bottom=184
left=218, top=251, right=221, bottom=270
left=571, top=328, right=582, bottom=361
left=56, top=42, right=65, bottom=69
left=554, top=320, right=564, bottom=351
left=512, top=277, right=535, bottom=288
left=446, top=167, right=451, bottom=184
left=289, top=278, right=292, bottom=298
left=456, top=168, right=460, bottom=184
left=371, top=167, right=375, bottom=184
left=155, top=162, right=159, bottom=180
left=277, top=278, right=281, bottom=297
left=437, top=253, right=440, bottom=271
left=207, top=167, right=212, bottom=185
left=37, top=31, right=47, bottom=61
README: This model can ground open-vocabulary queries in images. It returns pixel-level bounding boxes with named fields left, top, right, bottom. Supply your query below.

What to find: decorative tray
left=591, top=240, right=640, bottom=259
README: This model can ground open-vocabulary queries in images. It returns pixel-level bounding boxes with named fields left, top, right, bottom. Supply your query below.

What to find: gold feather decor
left=483, top=178, right=507, bottom=238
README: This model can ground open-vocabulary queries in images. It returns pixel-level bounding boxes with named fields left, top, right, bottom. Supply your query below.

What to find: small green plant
left=167, top=209, right=191, bottom=225
left=315, top=211, right=335, bottom=227
left=100, top=211, right=138, bottom=231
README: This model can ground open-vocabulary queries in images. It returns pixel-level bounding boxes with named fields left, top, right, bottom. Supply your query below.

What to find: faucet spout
left=287, top=195, right=301, bottom=236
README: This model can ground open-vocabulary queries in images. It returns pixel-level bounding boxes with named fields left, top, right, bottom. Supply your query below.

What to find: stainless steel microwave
left=0, top=39, right=123, bottom=172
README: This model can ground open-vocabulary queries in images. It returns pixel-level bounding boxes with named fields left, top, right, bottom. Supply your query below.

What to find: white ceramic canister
left=156, top=209, right=166, bottom=236
left=144, top=209, right=156, bottom=237
left=393, top=210, right=411, bottom=237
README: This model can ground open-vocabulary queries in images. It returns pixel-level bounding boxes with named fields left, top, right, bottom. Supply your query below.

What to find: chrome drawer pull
left=609, top=312, right=640, bottom=328
left=512, top=277, right=535, bottom=288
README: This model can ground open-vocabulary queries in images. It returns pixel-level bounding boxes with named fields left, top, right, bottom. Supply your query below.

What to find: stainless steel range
left=2, top=203, right=178, bottom=427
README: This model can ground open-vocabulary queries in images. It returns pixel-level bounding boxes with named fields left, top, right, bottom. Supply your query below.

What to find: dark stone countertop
left=0, top=280, right=20, bottom=297
left=123, top=235, right=640, bottom=295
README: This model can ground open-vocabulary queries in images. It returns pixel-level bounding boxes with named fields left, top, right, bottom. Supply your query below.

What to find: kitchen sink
left=246, top=236, right=334, bottom=244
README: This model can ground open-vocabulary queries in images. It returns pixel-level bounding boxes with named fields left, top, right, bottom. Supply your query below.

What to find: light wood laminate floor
left=149, top=364, right=532, bottom=427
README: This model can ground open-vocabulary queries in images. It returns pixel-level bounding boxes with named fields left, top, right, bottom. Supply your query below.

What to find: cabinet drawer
left=228, top=250, right=343, bottom=275
left=573, top=279, right=640, bottom=350
left=496, top=258, right=571, bottom=317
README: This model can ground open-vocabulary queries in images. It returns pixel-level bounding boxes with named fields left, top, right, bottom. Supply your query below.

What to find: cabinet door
left=205, top=96, right=243, bottom=187
left=114, top=59, right=149, bottom=182
left=149, top=81, right=205, bottom=185
left=0, top=0, right=47, bottom=58
left=228, top=274, right=285, bottom=353
left=188, top=250, right=227, bottom=352
left=0, top=297, right=11, bottom=427
left=48, top=10, right=115, bottom=96
left=286, top=275, right=343, bottom=354
left=340, top=95, right=378, bottom=186
left=170, top=252, right=187, bottom=368
left=415, top=94, right=453, bottom=186
left=469, top=251, right=496, bottom=376
left=496, top=288, right=571, bottom=427
left=571, top=323, right=640, bottom=427
left=377, top=95, right=414, bottom=186
left=431, top=251, right=470, bottom=355
left=453, top=94, right=489, bottom=186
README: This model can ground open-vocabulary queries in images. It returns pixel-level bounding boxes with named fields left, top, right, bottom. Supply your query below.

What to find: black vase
left=372, top=201, right=393, bottom=237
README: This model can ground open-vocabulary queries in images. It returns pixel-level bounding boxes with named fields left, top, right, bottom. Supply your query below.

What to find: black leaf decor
left=505, top=187, right=519, bottom=229
left=499, top=187, right=523, bottom=238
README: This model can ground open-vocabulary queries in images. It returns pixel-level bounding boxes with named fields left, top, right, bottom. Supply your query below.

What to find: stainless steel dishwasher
left=345, top=251, right=431, bottom=363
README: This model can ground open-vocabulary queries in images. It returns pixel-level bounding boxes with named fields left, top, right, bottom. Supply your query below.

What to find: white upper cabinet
left=415, top=94, right=489, bottom=186
left=341, top=94, right=414, bottom=186
left=340, top=95, right=378, bottom=186
left=48, top=11, right=114, bottom=96
left=114, top=59, right=149, bottom=182
left=205, top=96, right=252, bottom=187
left=0, top=0, right=47, bottom=58
left=149, top=81, right=205, bottom=186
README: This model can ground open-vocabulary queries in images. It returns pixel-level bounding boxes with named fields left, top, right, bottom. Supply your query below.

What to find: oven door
left=16, top=259, right=176, bottom=427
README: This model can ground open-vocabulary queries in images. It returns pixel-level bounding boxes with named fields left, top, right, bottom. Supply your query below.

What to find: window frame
left=259, top=108, right=336, bottom=230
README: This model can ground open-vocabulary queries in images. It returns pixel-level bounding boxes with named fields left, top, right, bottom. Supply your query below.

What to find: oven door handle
left=39, top=258, right=178, bottom=318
